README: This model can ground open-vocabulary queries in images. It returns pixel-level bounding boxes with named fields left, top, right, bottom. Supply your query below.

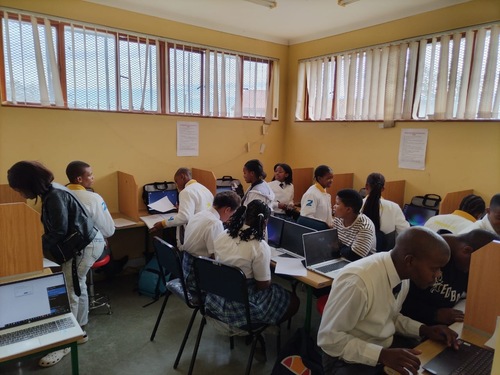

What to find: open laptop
left=267, top=215, right=285, bottom=248
left=0, top=272, right=83, bottom=360
left=303, top=229, right=350, bottom=279
left=270, top=220, right=315, bottom=261
left=403, top=204, right=439, bottom=226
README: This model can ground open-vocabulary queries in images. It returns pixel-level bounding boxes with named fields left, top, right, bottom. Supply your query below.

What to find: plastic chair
left=189, top=256, right=279, bottom=375
left=149, top=236, right=200, bottom=370
left=89, top=249, right=112, bottom=315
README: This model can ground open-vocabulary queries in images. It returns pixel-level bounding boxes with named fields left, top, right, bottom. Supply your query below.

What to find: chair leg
left=174, top=307, right=199, bottom=369
left=245, top=334, right=264, bottom=375
left=150, top=292, right=170, bottom=341
left=188, top=316, right=207, bottom=375
left=230, top=336, right=234, bottom=350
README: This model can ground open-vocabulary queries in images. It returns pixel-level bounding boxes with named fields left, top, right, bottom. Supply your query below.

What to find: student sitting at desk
left=300, top=165, right=334, bottom=227
left=181, top=191, right=241, bottom=295
left=460, top=193, right=500, bottom=236
left=151, top=167, right=214, bottom=247
left=241, top=159, right=275, bottom=210
left=424, top=194, right=485, bottom=234
left=318, top=227, right=459, bottom=375
left=401, top=229, right=499, bottom=326
left=268, top=163, right=295, bottom=218
left=333, top=189, right=376, bottom=261
left=206, top=200, right=299, bottom=337
left=8, top=161, right=105, bottom=368
left=361, top=173, right=409, bottom=251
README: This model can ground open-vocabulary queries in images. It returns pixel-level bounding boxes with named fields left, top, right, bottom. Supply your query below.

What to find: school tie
left=392, top=283, right=401, bottom=299
left=279, top=183, right=284, bottom=189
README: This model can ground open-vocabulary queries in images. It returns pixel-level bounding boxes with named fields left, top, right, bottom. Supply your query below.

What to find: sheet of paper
left=43, top=258, right=60, bottom=267
left=140, top=213, right=177, bottom=229
left=274, top=257, right=307, bottom=277
left=485, top=316, right=500, bottom=349
left=113, top=217, right=138, bottom=228
left=147, top=195, right=176, bottom=213
left=398, top=128, right=428, bottom=170
left=177, top=121, right=199, bottom=156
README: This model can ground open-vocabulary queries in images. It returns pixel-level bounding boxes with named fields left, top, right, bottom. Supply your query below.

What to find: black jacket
left=41, top=183, right=97, bottom=260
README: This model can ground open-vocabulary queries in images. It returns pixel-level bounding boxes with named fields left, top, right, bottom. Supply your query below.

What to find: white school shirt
left=243, top=180, right=275, bottom=211
left=362, top=197, right=409, bottom=235
left=67, top=184, right=115, bottom=238
left=424, top=210, right=476, bottom=234
left=213, top=228, right=271, bottom=281
left=459, top=214, right=498, bottom=235
left=181, top=207, right=224, bottom=257
left=268, top=180, right=294, bottom=214
left=317, top=251, right=422, bottom=366
left=300, top=183, right=333, bottom=227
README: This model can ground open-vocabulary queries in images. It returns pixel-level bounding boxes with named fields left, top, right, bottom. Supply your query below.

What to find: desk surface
left=111, top=211, right=146, bottom=229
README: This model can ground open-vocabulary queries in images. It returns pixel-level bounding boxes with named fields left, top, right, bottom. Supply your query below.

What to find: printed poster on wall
left=398, top=128, right=428, bottom=170
left=177, top=121, right=199, bottom=157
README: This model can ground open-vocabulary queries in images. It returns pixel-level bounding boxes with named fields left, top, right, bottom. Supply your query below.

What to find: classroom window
left=296, top=23, right=500, bottom=124
left=1, top=8, right=278, bottom=121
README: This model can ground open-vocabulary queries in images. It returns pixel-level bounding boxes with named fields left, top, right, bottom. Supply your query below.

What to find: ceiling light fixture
left=244, top=0, right=277, bottom=9
left=337, top=0, right=360, bottom=6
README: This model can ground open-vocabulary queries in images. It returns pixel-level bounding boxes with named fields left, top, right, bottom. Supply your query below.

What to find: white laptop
left=0, top=272, right=83, bottom=360
left=302, top=229, right=350, bottom=279
left=270, top=220, right=315, bottom=262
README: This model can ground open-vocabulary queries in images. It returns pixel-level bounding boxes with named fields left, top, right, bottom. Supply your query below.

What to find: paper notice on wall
left=177, top=121, right=199, bottom=156
left=398, top=128, right=428, bottom=170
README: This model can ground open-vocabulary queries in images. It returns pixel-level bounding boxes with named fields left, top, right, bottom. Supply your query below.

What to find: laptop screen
left=0, top=273, right=71, bottom=331
left=403, top=204, right=439, bottom=226
left=303, top=229, right=341, bottom=266
left=280, top=221, right=315, bottom=257
left=267, top=215, right=285, bottom=247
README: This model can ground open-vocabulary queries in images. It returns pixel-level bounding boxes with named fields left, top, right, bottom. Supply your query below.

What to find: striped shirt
left=333, top=213, right=376, bottom=258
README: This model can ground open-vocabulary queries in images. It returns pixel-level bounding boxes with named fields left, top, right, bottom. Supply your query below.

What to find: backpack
left=138, top=256, right=169, bottom=305
left=216, top=175, right=244, bottom=198
left=142, top=181, right=178, bottom=214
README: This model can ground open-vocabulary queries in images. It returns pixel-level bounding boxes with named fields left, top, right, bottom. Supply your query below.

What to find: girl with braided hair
left=204, top=199, right=299, bottom=330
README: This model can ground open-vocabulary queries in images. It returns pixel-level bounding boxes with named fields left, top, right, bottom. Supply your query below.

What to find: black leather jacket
left=41, top=183, right=97, bottom=259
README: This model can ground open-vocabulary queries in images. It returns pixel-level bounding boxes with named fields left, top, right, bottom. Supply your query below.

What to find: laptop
left=303, top=229, right=351, bottom=279
left=270, top=220, right=315, bottom=261
left=403, top=204, right=439, bottom=226
left=267, top=215, right=285, bottom=248
left=423, top=339, right=493, bottom=375
left=0, top=272, right=83, bottom=360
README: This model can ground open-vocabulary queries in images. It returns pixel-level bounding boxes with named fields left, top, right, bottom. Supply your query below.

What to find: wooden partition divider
left=0, top=184, right=25, bottom=204
left=383, top=180, right=406, bottom=208
left=0, top=203, right=43, bottom=278
left=327, top=173, right=354, bottom=206
left=117, top=171, right=143, bottom=221
left=292, top=167, right=314, bottom=204
left=439, top=189, right=474, bottom=215
left=464, top=240, right=500, bottom=335
left=192, top=168, right=217, bottom=196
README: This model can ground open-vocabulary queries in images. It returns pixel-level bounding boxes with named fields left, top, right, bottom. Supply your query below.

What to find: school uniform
left=363, top=196, right=409, bottom=235
left=300, top=183, right=333, bottom=227
left=424, top=210, right=476, bottom=234
left=333, top=214, right=376, bottom=258
left=459, top=214, right=498, bottom=235
left=242, top=180, right=275, bottom=210
left=204, top=228, right=291, bottom=328
left=269, top=180, right=294, bottom=214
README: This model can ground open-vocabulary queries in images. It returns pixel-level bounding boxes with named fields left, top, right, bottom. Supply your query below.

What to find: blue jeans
left=62, top=231, right=105, bottom=326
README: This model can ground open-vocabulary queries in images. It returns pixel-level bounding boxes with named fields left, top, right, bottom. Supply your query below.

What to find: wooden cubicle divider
left=464, top=240, right=500, bottom=335
left=327, top=173, right=354, bottom=206
left=292, top=167, right=314, bottom=204
left=383, top=180, right=406, bottom=208
left=0, top=203, right=44, bottom=278
left=192, top=168, right=217, bottom=196
left=117, top=171, right=143, bottom=221
left=0, top=184, right=25, bottom=204
left=439, top=189, right=474, bottom=214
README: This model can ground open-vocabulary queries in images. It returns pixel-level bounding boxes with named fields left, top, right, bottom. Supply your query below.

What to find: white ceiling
left=85, top=0, right=470, bottom=45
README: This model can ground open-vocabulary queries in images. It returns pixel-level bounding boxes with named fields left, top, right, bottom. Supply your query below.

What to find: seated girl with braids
left=204, top=199, right=300, bottom=329
left=361, top=172, right=409, bottom=251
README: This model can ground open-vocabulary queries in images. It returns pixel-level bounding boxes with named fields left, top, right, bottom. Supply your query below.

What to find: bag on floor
left=271, top=328, right=324, bottom=375
left=138, top=256, right=169, bottom=303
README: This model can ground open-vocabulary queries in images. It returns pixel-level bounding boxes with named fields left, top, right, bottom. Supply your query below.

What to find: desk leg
left=70, top=342, right=79, bottom=375
left=304, top=285, right=313, bottom=333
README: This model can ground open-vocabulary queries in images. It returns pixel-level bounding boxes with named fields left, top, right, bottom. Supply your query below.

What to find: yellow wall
left=286, top=0, right=500, bottom=203
left=0, top=0, right=499, bottom=212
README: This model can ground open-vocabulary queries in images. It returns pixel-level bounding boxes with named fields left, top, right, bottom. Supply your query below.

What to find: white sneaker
left=39, top=348, right=71, bottom=367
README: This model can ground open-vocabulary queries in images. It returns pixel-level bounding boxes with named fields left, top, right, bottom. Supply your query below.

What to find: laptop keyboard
left=316, top=261, right=346, bottom=273
left=450, top=340, right=493, bottom=375
left=0, top=317, right=75, bottom=346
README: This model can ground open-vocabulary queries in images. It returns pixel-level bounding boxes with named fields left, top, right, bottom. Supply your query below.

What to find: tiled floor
left=1, top=271, right=323, bottom=375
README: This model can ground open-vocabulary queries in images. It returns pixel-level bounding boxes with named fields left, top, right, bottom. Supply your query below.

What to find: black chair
left=189, top=256, right=277, bottom=375
left=296, top=215, right=329, bottom=231
left=149, top=237, right=200, bottom=370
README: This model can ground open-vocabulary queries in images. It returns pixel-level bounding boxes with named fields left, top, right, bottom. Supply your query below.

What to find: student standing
left=318, top=227, right=459, bottom=375
left=361, top=173, right=409, bottom=251
left=268, top=163, right=295, bottom=217
left=300, top=165, right=334, bottom=227
left=8, top=161, right=105, bottom=367
left=333, top=189, right=376, bottom=261
left=151, top=168, right=214, bottom=247
left=241, top=159, right=275, bottom=210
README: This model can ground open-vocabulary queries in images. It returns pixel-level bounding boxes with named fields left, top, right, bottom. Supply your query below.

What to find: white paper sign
left=398, top=128, right=428, bottom=170
left=177, top=121, right=199, bottom=156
